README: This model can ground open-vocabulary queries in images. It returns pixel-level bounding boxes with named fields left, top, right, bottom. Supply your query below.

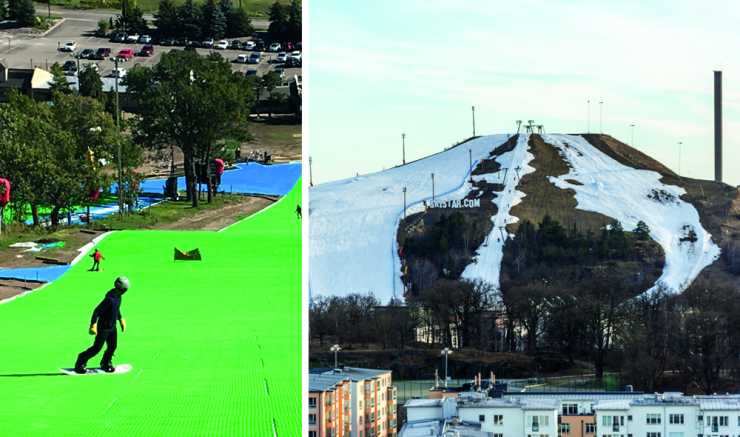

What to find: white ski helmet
left=114, top=276, right=130, bottom=291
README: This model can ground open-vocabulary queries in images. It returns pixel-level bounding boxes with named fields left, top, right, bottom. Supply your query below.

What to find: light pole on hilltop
left=678, top=141, right=683, bottom=176
left=599, top=100, right=604, bottom=134
left=587, top=99, right=591, bottom=133
left=113, top=56, right=123, bottom=217
left=468, top=148, right=473, bottom=183
left=402, top=187, right=407, bottom=219
left=402, top=133, right=406, bottom=165
left=471, top=105, right=476, bottom=137
left=330, top=344, right=341, bottom=369
left=441, top=347, right=452, bottom=388
left=431, top=173, right=435, bottom=202
left=309, top=156, right=313, bottom=187
left=630, top=123, right=636, bottom=147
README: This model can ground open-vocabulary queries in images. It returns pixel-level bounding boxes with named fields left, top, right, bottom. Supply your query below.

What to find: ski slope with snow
left=461, top=133, right=534, bottom=289
left=309, top=135, right=511, bottom=302
left=543, top=134, right=721, bottom=294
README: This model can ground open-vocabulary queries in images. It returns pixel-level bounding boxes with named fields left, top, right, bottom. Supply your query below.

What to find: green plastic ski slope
left=0, top=180, right=301, bottom=436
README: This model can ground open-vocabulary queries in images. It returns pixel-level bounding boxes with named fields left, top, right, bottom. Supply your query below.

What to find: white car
left=276, top=52, right=288, bottom=62
left=215, top=40, right=229, bottom=50
left=268, top=42, right=281, bottom=52
left=126, top=33, right=140, bottom=42
left=139, top=35, right=152, bottom=43
left=236, top=54, right=249, bottom=64
left=60, top=41, right=77, bottom=52
left=202, top=38, right=214, bottom=48
left=289, top=50, right=301, bottom=60
left=110, top=67, right=127, bottom=78
left=242, top=41, right=256, bottom=50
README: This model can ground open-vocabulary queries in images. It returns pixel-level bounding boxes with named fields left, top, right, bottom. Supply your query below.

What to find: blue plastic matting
left=0, top=265, right=70, bottom=282
left=138, top=162, right=301, bottom=196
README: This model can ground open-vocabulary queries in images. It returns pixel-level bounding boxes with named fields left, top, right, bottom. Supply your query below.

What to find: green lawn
left=47, top=0, right=288, bottom=18
left=0, top=180, right=301, bottom=435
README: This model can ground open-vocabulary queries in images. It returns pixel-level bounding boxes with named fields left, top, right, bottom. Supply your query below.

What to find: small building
left=309, top=373, right=352, bottom=437
left=0, top=59, right=54, bottom=101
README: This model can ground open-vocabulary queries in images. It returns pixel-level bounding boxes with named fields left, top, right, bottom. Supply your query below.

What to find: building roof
left=399, top=419, right=443, bottom=437
left=308, top=373, right=348, bottom=393
left=504, top=392, right=647, bottom=403
left=404, top=398, right=448, bottom=408
left=458, top=397, right=557, bottom=410
left=310, top=366, right=391, bottom=382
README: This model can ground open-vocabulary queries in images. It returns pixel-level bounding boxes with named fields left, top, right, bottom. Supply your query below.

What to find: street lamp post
left=309, top=156, right=313, bottom=187
left=402, top=187, right=407, bottom=218
left=599, top=100, right=604, bottom=134
left=471, top=105, right=476, bottom=137
left=630, top=123, right=636, bottom=146
left=678, top=141, right=683, bottom=176
left=431, top=173, right=435, bottom=202
left=113, top=56, right=123, bottom=217
left=330, top=344, right=342, bottom=369
left=441, top=347, right=452, bottom=388
left=402, top=133, right=406, bottom=165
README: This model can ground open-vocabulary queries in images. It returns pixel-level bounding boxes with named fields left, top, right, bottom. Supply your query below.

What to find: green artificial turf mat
left=0, top=180, right=302, bottom=436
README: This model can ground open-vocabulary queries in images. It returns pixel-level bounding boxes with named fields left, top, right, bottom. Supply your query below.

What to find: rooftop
left=308, top=373, right=349, bottom=393
left=310, top=366, right=391, bottom=381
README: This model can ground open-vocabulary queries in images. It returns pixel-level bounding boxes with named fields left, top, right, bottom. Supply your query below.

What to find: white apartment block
left=400, top=391, right=740, bottom=437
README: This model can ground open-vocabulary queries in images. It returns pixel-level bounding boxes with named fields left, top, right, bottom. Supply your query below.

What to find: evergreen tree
left=11, top=0, right=35, bottom=27
left=49, top=63, right=72, bottom=96
left=79, top=66, right=103, bottom=101
left=633, top=220, right=651, bottom=240
left=0, top=0, right=7, bottom=20
left=287, top=0, right=301, bottom=41
left=177, top=0, right=202, bottom=40
left=267, top=1, right=287, bottom=41
left=155, top=0, right=179, bottom=37
left=226, top=7, right=252, bottom=37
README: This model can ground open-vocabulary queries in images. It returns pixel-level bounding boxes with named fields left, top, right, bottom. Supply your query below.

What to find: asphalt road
left=0, top=10, right=296, bottom=81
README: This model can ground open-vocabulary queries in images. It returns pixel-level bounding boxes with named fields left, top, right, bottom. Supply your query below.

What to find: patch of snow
left=543, top=134, right=720, bottom=294
left=309, top=135, right=511, bottom=302
left=461, top=134, right=535, bottom=289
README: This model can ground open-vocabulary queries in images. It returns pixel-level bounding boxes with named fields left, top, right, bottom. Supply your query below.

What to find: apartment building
left=309, top=373, right=352, bottom=437
left=311, top=367, right=398, bottom=437
left=400, top=391, right=740, bottom=437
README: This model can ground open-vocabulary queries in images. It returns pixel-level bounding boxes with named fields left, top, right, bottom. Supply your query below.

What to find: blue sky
left=308, top=0, right=740, bottom=186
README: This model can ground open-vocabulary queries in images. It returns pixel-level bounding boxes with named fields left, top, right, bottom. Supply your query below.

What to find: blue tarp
left=0, top=265, right=70, bottom=282
left=23, top=196, right=161, bottom=226
left=138, top=162, right=301, bottom=196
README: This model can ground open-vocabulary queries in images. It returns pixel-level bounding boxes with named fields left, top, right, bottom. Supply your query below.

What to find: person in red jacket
left=89, top=248, right=104, bottom=272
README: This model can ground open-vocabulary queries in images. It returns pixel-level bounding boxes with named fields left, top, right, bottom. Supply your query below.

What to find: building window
left=479, top=414, right=485, bottom=422
left=559, top=423, right=571, bottom=434
left=493, top=434, right=503, bottom=437
left=646, top=414, right=662, bottom=425
left=562, top=403, right=578, bottom=415
left=585, top=423, right=596, bottom=434
left=308, top=414, right=316, bottom=425
left=646, top=433, right=661, bottom=437
left=669, top=414, right=684, bottom=424
left=308, top=432, right=317, bottom=437
left=719, top=416, right=728, bottom=426
left=308, top=397, right=317, bottom=408
left=493, top=414, right=503, bottom=425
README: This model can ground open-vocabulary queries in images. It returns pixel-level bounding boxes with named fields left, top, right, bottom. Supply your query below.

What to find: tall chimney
left=714, top=71, right=722, bottom=183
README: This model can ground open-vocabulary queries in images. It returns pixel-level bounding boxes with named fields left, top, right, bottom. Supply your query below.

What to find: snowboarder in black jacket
left=74, top=276, right=129, bottom=373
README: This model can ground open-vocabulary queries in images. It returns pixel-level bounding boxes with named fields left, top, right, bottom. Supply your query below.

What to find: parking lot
left=0, top=13, right=300, bottom=84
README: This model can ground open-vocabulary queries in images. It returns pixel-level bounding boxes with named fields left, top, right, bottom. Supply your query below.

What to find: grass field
left=0, top=180, right=301, bottom=435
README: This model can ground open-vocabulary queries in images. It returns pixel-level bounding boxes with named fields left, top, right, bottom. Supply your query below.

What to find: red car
left=138, top=45, right=154, bottom=57
left=117, top=48, right=134, bottom=60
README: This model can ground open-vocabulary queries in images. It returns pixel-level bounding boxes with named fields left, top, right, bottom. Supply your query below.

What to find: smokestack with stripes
left=714, top=70, right=722, bottom=183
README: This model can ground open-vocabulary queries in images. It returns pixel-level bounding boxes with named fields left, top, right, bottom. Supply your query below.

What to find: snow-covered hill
left=309, top=133, right=721, bottom=302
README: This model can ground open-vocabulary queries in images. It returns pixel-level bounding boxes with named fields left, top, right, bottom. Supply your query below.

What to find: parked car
left=117, top=48, right=134, bottom=60
left=160, top=37, right=175, bottom=46
left=245, top=69, right=257, bottom=77
left=110, top=67, right=126, bottom=78
left=254, top=40, right=266, bottom=51
left=138, top=44, right=154, bottom=56
left=77, top=48, right=95, bottom=59
left=83, top=63, right=99, bottom=72
left=175, top=37, right=189, bottom=46
left=60, top=41, right=77, bottom=52
left=126, top=33, right=140, bottom=43
left=139, top=35, right=152, bottom=43
left=242, top=40, right=256, bottom=50
left=235, top=54, right=249, bottom=64
left=62, top=60, right=77, bottom=73
left=92, top=47, right=111, bottom=60
left=289, top=50, right=301, bottom=60
left=276, top=52, right=288, bottom=63
left=248, top=52, right=261, bottom=64
left=215, top=39, right=228, bottom=50
left=110, top=32, right=127, bottom=42
left=284, top=56, right=301, bottom=68
left=268, top=42, right=281, bottom=52
left=230, top=40, right=241, bottom=49
left=202, top=38, right=214, bottom=48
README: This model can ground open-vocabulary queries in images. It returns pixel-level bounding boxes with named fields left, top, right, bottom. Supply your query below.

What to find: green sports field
left=0, top=181, right=301, bottom=436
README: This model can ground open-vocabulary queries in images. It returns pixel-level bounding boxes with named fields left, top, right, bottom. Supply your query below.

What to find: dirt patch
left=159, top=195, right=273, bottom=230
left=0, top=279, right=44, bottom=302
left=509, top=134, right=614, bottom=233
left=244, top=119, right=302, bottom=162
left=0, top=229, right=103, bottom=269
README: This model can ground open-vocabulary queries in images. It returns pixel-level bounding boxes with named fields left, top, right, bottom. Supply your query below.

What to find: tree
left=79, top=65, right=103, bottom=100
left=633, top=220, right=651, bottom=240
left=49, top=63, right=72, bottom=96
left=226, top=7, right=252, bottom=37
left=0, top=0, right=7, bottom=20
left=8, top=0, right=35, bottom=26
left=177, top=0, right=203, bottom=40
left=96, top=18, right=110, bottom=36
left=155, top=0, right=179, bottom=37
left=125, top=50, right=255, bottom=207
left=202, top=0, right=226, bottom=39
left=267, top=1, right=288, bottom=41
left=287, top=0, right=301, bottom=41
